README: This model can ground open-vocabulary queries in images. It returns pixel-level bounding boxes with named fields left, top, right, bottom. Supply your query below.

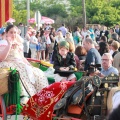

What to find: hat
left=0, top=27, right=5, bottom=34
left=59, top=41, right=69, bottom=50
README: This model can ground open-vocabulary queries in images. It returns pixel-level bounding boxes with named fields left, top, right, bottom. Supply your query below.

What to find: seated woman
left=75, top=46, right=87, bottom=60
left=0, top=25, right=49, bottom=104
left=75, top=46, right=87, bottom=70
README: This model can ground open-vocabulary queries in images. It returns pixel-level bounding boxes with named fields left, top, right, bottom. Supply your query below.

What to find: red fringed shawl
left=22, top=81, right=75, bottom=120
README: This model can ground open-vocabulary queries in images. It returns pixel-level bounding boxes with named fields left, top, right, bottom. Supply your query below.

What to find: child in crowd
left=53, top=41, right=76, bottom=82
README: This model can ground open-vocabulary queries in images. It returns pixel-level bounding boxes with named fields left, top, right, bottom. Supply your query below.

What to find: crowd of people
left=0, top=23, right=120, bottom=119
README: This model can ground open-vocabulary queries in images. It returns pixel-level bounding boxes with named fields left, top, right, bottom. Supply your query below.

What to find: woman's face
left=66, top=33, right=70, bottom=38
left=7, top=27, right=17, bottom=40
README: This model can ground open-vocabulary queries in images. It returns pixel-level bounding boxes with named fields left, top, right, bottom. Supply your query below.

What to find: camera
left=87, top=63, right=101, bottom=74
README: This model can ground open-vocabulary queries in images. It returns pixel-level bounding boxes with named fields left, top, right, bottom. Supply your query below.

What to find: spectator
left=36, top=31, right=41, bottom=60
left=55, top=30, right=65, bottom=43
left=75, top=46, right=87, bottom=71
left=109, top=28, right=118, bottom=41
left=88, top=25, right=95, bottom=41
left=111, top=41, right=120, bottom=58
left=98, top=42, right=109, bottom=56
left=94, top=25, right=100, bottom=42
left=115, top=24, right=120, bottom=36
left=108, top=40, right=114, bottom=55
left=49, top=27, right=55, bottom=43
left=73, top=26, right=82, bottom=46
left=83, top=38, right=101, bottom=71
left=113, top=52, right=120, bottom=74
left=100, top=25, right=109, bottom=40
left=75, top=46, right=87, bottom=60
left=40, top=30, right=46, bottom=60
left=65, top=32, right=74, bottom=45
left=30, top=30, right=38, bottom=59
left=101, top=53, right=118, bottom=76
left=81, top=27, right=88, bottom=40
left=57, top=24, right=67, bottom=37
left=24, top=26, right=33, bottom=58
left=99, top=36, right=107, bottom=43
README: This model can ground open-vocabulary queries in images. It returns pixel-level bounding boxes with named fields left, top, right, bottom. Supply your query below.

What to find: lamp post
left=82, top=0, right=86, bottom=27
left=27, top=0, right=30, bottom=26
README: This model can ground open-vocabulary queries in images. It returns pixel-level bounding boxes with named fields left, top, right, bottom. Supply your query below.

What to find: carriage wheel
left=0, top=96, right=7, bottom=120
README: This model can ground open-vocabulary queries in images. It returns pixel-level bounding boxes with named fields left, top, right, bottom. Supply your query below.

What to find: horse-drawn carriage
left=0, top=59, right=119, bottom=120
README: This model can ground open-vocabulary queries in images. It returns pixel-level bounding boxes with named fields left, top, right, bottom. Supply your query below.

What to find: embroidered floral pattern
left=22, top=82, right=75, bottom=120
left=44, top=91, right=54, bottom=99
left=60, top=82, right=67, bottom=90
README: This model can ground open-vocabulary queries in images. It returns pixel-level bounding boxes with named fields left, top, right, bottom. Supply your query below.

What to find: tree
left=12, top=4, right=34, bottom=25
left=86, top=0, right=120, bottom=26
left=13, top=0, right=120, bottom=27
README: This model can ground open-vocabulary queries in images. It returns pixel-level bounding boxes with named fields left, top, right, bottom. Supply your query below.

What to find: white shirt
left=30, top=36, right=38, bottom=49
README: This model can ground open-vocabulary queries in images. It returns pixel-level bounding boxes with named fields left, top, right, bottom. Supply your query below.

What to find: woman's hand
left=6, top=36, right=13, bottom=46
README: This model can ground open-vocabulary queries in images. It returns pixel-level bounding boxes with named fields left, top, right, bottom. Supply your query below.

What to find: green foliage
left=13, top=9, right=34, bottom=25
left=13, top=0, right=120, bottom=27
left=86, top=0, right=120, bottom=26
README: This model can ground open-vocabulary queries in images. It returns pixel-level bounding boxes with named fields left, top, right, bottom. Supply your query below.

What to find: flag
left=0, top=0, right=13, bottom=27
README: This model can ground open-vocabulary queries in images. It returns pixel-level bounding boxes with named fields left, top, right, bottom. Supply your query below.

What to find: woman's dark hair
left=75, top=46, right=87, bottom=56
left=36, top=31, right=40, bottom=38
left=98, top=42, right=109, bottom=56
left=50, top=27, right=55, bottom=32
left=108, top=40, right=113, bottom=45
left=2, top=32, right=5, bottom=36
left=6, top=25, right=15, bottom=33
left=67, top=26, right=72, bottom=33
left=40, top=30, right=44, bottom=37
left=100, top=36, right=107, bottom=42
left=74, top=26, right=80, bottom=32
left=110, top=27, right=115, bottom=33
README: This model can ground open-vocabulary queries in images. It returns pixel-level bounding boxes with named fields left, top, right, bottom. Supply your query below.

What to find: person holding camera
left=89, top=53, right=118, bottom=77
